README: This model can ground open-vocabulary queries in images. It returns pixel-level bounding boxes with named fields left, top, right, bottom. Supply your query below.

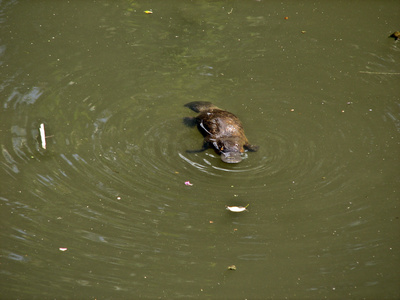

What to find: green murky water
left=1, top=1, right=399, bottom=299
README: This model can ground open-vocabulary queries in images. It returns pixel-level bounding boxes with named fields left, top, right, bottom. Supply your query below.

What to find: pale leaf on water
left=226, top=205, right=249, bottom=212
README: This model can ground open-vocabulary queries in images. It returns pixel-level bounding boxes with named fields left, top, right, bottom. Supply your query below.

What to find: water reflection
left=4, top=86, right=43, bottom=109
left=2, top=145, right=19, bottom=174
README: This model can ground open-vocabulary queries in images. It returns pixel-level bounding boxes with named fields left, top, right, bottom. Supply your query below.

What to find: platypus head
left=221, top=151, right=242, bottom=163
left=214, top=138, right=244, bottom=163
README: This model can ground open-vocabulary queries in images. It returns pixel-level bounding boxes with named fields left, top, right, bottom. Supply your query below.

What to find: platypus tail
left=184, top=101, right=219, bottom=113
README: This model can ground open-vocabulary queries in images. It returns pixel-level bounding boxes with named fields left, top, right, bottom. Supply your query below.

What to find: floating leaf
left=144, top=10, right=153, bottom=14
left=389, top=31, right=400, bottom=40
left=226, top=204, right=249, bottom=212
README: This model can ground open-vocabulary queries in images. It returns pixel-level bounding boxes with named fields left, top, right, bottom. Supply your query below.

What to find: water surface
left=1, top=0, right=399, bottom=299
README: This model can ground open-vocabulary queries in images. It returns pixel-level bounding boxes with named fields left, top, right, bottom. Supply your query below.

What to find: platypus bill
left=184, top=101, right=258, bottom=163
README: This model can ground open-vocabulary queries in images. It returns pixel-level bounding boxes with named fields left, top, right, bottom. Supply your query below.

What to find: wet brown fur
left=184, top=101, right=258, bottom=163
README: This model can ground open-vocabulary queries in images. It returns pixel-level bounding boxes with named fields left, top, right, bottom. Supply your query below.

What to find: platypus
left=184, top=101, right=258, bottom=163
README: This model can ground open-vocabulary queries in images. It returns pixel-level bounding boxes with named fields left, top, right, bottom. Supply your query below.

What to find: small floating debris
left=389, top=31, right=400, bottom=40
left=226, top=204, right=249, bottom=212
left=59, top=247, right=68, bottom=252
left=39, top=123, right=46, bottom=149
left=144, top=9, right=153, bottom=14
left=184, top=181, right=193, bottom=186
left=228, top=265, right=236, bottom=270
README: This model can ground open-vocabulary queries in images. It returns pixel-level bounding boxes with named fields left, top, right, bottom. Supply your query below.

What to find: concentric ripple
left=2, top=84, right=394, bottom=206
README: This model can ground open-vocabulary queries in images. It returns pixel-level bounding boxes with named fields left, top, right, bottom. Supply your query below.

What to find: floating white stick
left=226, top=204, right=249, bottom=212
left=39, top=123, right=46, bottom=149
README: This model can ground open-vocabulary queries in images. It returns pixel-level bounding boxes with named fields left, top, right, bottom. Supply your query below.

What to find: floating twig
left=39, top=123, right=46, bottom=149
